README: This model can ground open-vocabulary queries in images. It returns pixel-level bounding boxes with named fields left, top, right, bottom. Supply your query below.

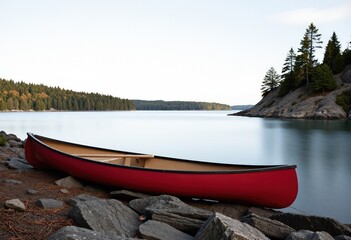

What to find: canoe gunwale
left=26, top=133, right=297, bottom=174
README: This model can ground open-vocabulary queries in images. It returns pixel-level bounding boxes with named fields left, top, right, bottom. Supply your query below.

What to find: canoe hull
left=25, top=133, right=298, bottom=208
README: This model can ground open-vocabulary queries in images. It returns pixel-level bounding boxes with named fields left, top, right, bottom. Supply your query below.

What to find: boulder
left=270, top=212, right=351, bottom=237
left=5, top=157, right=33, bottom=171
left=286, top=230, right=334, bottom=240
left=55, top=176, right=84, bottom=188
left=335, top=236, right=351, bottom=240
left=48, top=226, right=131, bottom=240
left=195, top=212, right=269, bottom=240
left=5, top=199, right=26, bottom=211
left=241, top=213, right=295, bottom=239
left=129, top=195, right=211, bottom=219
left=188, top=200, right=249, bottom=219
left=36, top=199, right=64, bottom=209
left=69, top=199, right=140, bottom=237
left=139, top=220, right=193, bottom=240
left=67, top=194, right=102, bottom=206
left=8, top=139, right=23, bottom=148
left=110, top=189, right=151, bottom=200
left=246, top=206, right=280, bottom=218
left=129, top=195, right=211, bottom=234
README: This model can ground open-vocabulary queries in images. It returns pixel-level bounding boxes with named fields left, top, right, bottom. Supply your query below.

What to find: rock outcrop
left=233, top=84, right=351, bottom=120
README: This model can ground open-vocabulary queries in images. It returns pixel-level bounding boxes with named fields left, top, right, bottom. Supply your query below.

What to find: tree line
left=0, top=79, right=135, bottom=111
left=132, top=100, right=231, bottom=110
left=261, top=23, right=351, bottom=97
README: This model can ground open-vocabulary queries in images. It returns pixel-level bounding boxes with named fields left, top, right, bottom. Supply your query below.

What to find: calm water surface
left=1, top=111, right=350, bottom=223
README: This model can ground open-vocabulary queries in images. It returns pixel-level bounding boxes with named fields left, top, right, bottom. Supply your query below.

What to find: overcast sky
left=0, top=0, right=350, bottom=105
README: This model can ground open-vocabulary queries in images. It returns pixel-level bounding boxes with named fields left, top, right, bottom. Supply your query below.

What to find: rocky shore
left=232, top=67, right=351, bottom=120
left=1, top=131, right=351, bottom=239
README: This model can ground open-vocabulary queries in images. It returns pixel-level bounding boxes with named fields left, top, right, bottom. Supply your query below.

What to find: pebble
left=5, top=199, right=26, bottom=211
left=27, top=189, right=38, bottom=195
left=2, top=179, right=22, bottom=184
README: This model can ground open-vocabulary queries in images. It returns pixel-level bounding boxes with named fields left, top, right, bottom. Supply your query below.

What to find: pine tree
left=279, top=48, right=297, bottom=97
left=261, top=67, right=280, bottom=96
left=323, top=32, right=342, bottom=74
left=311, top=64, right=336, bottom=93
left=296, top=23, right=323, bottom=87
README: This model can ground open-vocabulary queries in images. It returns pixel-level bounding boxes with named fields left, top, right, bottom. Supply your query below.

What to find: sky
left=0, top=1, right=350, bottom=105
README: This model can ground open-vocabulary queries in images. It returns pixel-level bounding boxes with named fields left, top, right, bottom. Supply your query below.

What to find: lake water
left=1, top=111, right=350, bottom=223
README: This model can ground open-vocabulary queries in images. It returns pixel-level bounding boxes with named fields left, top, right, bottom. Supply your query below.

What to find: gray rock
left=151, top=209, right=205, bottom=235
left=55, top=176, right=84, bottom=188
left=130, top=195, right=211, bottom=234
left=111, top=189, right=151, bottom=200
left=36, top=199, right=64, bottom=209
left=246, top=206, right=280, bottom=218
left=188, top=200, right=249, bottom=220
left=8, top=139, right=23, bottom=148
left=67, top=194, right=102, bottom=206
left=286, top=230, right=334, bottom=240
left=2, top=178, right=22, bottom=184
left=241, top=213, right=295, bottom=239
left=48, top=226, right=131, bottom=240
left=139, top=220, right=193, bottom=240
left=271, top=212, right=351, bottom=236
left=5, top=199, right=26, bottom=211
left=195, top=212, right=269, bottom=240
left=60, top=189, right=70, bottom=194
left=335, top=236, right=351, bottom=240
left=0, top=152, right=10, bottom=161
left=69, top=199, right=140, bottom=237
left=6, top=157, right=33, bottom=171
left=27, top=189, right=38, bottom=195
left=129, top=195, right=211, bottom=219
left=5, top=133, right=21, bottom=142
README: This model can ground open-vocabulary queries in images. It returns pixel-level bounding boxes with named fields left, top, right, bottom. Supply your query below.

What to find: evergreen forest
left=0, top=79, right=135, bottom=111
left=261, top=23, right=351, bottom=97
left=132, top=100, right=230, bottom=110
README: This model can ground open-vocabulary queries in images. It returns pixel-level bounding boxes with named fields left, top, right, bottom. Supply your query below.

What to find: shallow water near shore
left=1, top=110, right=350, bottom=223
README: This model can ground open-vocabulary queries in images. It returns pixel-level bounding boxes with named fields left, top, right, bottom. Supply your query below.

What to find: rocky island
left=233, top=24, right=351, bottom=121
left=233, top=65, right=351, bottom=120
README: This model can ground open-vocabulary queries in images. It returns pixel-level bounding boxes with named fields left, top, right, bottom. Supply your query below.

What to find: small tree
left=323, top=32, right=343, bottom=74
left=261, top=67, right=280, bottom=96
left=311, top=64, right=336, bottom=93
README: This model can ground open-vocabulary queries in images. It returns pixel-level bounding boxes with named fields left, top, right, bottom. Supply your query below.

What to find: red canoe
left=25, top=133, right=298, bottom=208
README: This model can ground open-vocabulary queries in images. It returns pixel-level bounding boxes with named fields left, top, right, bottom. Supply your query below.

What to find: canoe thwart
left=74, top=154, right=154, bottom=159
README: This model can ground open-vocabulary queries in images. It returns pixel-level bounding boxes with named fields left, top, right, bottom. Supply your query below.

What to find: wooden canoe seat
left=74, top=153, right=154, bottom=167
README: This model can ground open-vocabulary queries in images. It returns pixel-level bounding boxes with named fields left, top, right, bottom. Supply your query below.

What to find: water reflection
left=262, top=119, right=351, bottom=222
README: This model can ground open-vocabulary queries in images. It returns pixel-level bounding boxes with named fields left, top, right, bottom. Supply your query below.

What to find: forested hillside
left=132, top=100, right=230, bottom=110
left=0, top=78, right=135, bottom=111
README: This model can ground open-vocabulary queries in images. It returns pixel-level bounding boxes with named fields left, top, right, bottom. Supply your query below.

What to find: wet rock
left=2, top=179, right=22, bottom=184
left=36, top=199, right=64, bottom=209
left=139, top=220, right=193, bottom=240
left=5, top=157, right=33, bottom=171
left=55, top=176, right=84, bottom=188
left=241, top=213, right=295, bottom=239
left=271, top=212, right=351, bottom=236
left=111, top=189, right=151, bottom=200
left=67, top=194, right=102, bottom=206
left=48, top=226, right=130, bottom=240
left=5, top=199, right=26, bottom=211
left=69, top=199, right=140, bottom=237
left=27, top=189, right=38, bottom=195
left=195, top=212, right=269, bottom=240
left=286, top=230, right=334, bottom=240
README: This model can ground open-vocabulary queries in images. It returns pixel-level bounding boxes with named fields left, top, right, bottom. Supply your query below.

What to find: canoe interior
left=37, top=136, right=281, bottom=172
